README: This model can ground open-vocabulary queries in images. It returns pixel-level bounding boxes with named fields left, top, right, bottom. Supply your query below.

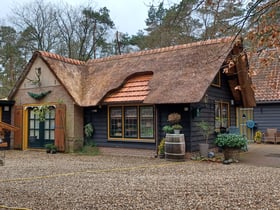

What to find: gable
left=19, top=57, right=61, bottom=90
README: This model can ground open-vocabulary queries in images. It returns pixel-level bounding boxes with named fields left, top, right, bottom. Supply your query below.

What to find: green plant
left=214, top=134, right=247, bottom=149
left=196, top=121, right=214, bottom=144
left=45, top=143, right=57, bottom=154
left=158, top=138, right=165, bottom=155
left=77, top=144, right=99, bottom=156
left=172, top=124, right=183, bottom=130
left=162, top=125, right=173, bottom=134
left=33, top=105, right=50, bottom=122
left=254, top=130, right=262, bottom=143
left=84, top=123, right=94, bottom=138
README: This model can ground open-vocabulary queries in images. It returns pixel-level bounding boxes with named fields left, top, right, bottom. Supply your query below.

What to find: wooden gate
left=236, top=108, right=254, bottom=141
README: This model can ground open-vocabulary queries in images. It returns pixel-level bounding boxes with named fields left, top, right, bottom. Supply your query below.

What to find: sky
left=0, top=0, right=180, bottom=35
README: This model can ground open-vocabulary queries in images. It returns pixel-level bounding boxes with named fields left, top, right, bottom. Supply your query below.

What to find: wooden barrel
left=165, top=134, right=185, bottom=161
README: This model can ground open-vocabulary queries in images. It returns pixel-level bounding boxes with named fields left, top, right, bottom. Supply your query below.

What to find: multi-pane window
left=124, top=107, right=138, bottom=138
left=44, top=109, right=55, bottom=142
left=109, top=106, right=154, bottom=140
left=109, top=107, right=122, bottom=137
left=215, top=102, right=229, bottom=130
left=140, top=106, right=154, bottom=138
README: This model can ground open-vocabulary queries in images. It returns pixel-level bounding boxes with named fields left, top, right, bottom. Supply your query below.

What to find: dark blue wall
left=253, top=103, right=280, bottom=132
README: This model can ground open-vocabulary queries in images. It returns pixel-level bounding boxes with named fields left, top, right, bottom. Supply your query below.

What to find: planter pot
left=174, top=129, right=181, bottom=134
left=223, top=148, right=239, bottom=160
left=165, top=134, right=185, bottom=161
left=199, top=143, right=209, bottom=157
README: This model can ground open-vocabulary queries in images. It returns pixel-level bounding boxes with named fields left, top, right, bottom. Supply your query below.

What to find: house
left=251, top=48, right=280, bottom=133
left=8, top=37, right=255, bottom=152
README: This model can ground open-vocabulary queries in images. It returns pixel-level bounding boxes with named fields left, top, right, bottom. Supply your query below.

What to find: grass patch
left=76, top=144, right=99, bottom=156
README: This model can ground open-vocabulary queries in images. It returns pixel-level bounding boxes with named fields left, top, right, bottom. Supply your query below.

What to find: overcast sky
left=0, top=0, right=180, bottom=35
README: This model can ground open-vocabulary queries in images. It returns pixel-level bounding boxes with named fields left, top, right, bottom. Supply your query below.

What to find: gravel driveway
left=0, top=150, right=280, bottom=210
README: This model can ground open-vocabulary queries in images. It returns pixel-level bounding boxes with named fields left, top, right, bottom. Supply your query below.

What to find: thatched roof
left=250, top=48, right=280, bottom=103
left=9, top=37, right=255, bottom=107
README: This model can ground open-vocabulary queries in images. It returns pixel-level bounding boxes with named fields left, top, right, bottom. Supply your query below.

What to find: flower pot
left=223, top=148, right=239, bottom=160
left=174, top=129, right=180, bottom=134
left=199, top=143, right=209, bottom=157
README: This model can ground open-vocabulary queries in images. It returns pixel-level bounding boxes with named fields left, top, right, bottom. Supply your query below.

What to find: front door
left=28, top=108, right=55, bottom=148
left=236, top=108, right=254, bottom=141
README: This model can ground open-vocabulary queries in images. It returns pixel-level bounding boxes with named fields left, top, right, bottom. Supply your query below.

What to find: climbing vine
left=33, top=105, right=51, bottom=122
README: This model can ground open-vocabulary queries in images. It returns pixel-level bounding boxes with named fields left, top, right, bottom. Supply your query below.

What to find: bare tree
left=12, top=0, right=59, bottom=52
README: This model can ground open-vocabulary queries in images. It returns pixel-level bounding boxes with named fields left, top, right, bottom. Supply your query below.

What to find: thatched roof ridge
left=87, top=37, right=233, bottom=65
left=38, top=51, right=86, bottom=65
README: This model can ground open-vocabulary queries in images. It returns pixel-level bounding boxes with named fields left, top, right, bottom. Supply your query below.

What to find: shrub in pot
left=254, top=130, right=262, bottom=144
left=172, top=124, right=183, bottom=134
left=196, top=121, right=214, bottom=157
left=214, top=134, right=247, bottom=160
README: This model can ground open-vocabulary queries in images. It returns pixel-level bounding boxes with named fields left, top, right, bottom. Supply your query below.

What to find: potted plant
left=214, top=133, right=247, bottom=160
left=254, top=130, right=262, bottom=144
left=196, top=120, right=214, bottom=157
left=158, top=138, right=165, bottom=158
left=162, top=125, right=173, bottom=134
left=172, top=124, right=183, bottom=134
left=167, top=113, right=181, bottom=124
left=45, top=143, right=57, bottom=154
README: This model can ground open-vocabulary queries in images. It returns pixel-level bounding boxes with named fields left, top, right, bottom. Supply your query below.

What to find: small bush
left=215, top=134, right=247, bottom=149
left=158, top=138, right=165, bottom=155
left=172, top=124, right=183, bottom=130
left=162, top=125, right=173, bottom=134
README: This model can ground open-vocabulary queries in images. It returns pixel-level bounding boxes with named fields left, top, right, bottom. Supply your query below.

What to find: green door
left=28, top=108, right=55, bottom=148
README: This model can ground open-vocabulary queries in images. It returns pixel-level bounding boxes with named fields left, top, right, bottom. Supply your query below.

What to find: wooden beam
left=0, top=121, right=19, bottom=131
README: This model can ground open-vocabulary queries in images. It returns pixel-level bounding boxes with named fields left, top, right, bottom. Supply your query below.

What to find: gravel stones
left=0, top=150, right=279, bottom=209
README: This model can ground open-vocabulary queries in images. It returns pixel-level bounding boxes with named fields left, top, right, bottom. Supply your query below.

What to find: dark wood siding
left=84, top=106, right=155, bottom=150
left=157, top=104, right=191, bottom=151
left=253, top=103, right=280, bottom=132
left=188, top=70, right=237, bottom=151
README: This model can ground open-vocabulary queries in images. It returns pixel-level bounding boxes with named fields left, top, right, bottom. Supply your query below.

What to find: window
left=124, top=107, right=137, bottom=138
left=215, top=102, right=229, bottom=130
left=212, top=71, right=221, bottom=87
left=140, top=106, right=154, bottom=138
left=109, top=107, right=122, bottom=138
left=108, top=105, right=154, bottom=141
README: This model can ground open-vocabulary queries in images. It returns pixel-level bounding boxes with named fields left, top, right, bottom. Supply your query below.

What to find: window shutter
left=14, top=105, right=23, bottom=149
left=55, top=104, right=66, bottom=152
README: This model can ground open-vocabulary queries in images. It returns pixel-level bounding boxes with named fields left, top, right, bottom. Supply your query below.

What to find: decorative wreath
left=246, top=120, right=255, bottom=129
left=28, top=90, right=52, bottom=100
